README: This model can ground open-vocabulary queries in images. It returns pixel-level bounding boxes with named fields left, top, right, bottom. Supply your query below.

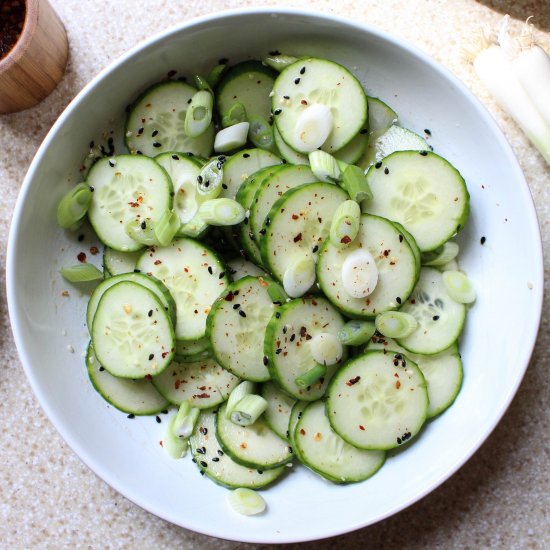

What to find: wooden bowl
left=0, top=0, right=68, bottom=114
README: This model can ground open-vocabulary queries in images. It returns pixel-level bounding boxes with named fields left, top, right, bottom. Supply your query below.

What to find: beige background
left=1, top=0, right=549, bottom=548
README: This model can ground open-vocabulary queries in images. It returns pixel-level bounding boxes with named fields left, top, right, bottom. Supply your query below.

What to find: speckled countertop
left=1, top=0, right=549, bottom=548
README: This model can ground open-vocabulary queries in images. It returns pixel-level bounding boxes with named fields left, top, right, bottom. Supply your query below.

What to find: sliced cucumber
left=216, top=402, right=293, bottom=469
left=86, top=272, right=176, bottom=333
left=366, top=335, right=463, bottom=418
left=272, top=58, right=368, bottom=153
left=125, top=81, right=214, bottom=157
left=91, top=281, right=175, bottom=378
left=207, top=276, right=282, bottom=382
left=364, top=150, right=470, bottom=252
left=136, top=238, right=229, bottom=341
left=190, top=409, right=286, bottom=489
left=273, top=126, right=309, bottom=165
left=174, top=337, right=210, bottom=362
left=391, top=221, right=421, bottom=275
left=227, top=257, right=267, bottom=281
left=333, top=131, right=369, bottom=165
left=220, top=148, right=282, bottom=200
left=327, top=350, right=428, bottom=450
left=261, top=381, right=297, bottom=440
left=317, top=214, right=418, bottom=318
left=152, top=358, right=239, bottom=408
left=294, top=401, right=385, bottom=483
left=261, top=182, right=349, bottom=283
left=395, top=267, right=467, bottom=354
left=87, top=155, right=172, bottom=252
left=250, top=164, right=316, bottom=244
left=103, top=247, right=141, bottom=276
left=288, top=401, right=308, bottom=456
left=216, top=61, right=277, bottom=122
left=264, top=297, right=347, bottom=401
left=86, top=343, right=169, bottom=415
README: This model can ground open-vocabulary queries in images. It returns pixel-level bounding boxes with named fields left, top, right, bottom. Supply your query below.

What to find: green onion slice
left=192, top=74, right=213, bottom=93
left=340, top=165, right=373, bottom=203
left=442, top=270, right=476, bottom=304
left=329, top=200, right=361, bottom=248
left=422, top=241, right=460, bottom=267
left=308, top=150, right=341, bottom=183
left=185, top=90, right=214, bottom=138
left=309, top=332, right=343, bottom=366
left=125, top=219, right=159, bottom=246
left=154, top=210, right=181, bottom=246
left=248, top=115, right=275, bottom=152
left=338, top=320, right=377, bottom=346
left=262, top=54, right=300, bottom=72
left=172, top=400, right=200, bottom=439
left=225, top=381, right=255, bottom=420
left=57, top=182, right=93, bottom=229
left=164, top=414, right=188, bottom=459
left=375, top=311, right=418, bottom=338
left=198, top=198, right=246, bottom=226
left=229, top=394, right=268, bottom=426
left=295, top=364, right=327, bottom=388
left=227, top=488, right=266, bottom=516
left=221, top=102, right=247, bottom=128
left=283, top=255, right=316, bottom=298
left=196, top=158, right=224, bottom=200
left=60, top=264, right=103, bottom=283
left=206, top=64, right=227, bottom=88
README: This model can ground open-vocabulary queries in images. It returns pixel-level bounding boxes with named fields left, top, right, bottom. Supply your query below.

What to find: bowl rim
left=6, top=6, right=544, bottom=543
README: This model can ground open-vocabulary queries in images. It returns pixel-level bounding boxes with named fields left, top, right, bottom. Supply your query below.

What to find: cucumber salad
left=57, top=53, right=476, bottom=513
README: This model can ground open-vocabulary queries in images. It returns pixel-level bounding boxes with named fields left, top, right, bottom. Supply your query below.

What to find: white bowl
left=7, top=8, right=544, bottom=544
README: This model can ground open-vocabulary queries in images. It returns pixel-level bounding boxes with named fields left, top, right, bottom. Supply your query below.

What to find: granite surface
left=1, top=0, right=549, bottom=548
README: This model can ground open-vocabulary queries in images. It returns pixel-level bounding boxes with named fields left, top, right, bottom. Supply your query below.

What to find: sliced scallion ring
left=248, top=115, right=275, bottom=152
left=57, top=182, right=93, bottom=229
left=214, top=122, right=250, bottom=153
left=329, top=200, right=361, bottom=248
left=340, top=164, right=373, bottom=203
left=185, top=90, right=214, bottom=138
left=60, top=264, right=104, bottom=283
left=229, top=394, right=268, bottom=426
left=225, top=381, right=255, bottom=419
left=308, top=150, right=341, bottom=183
left=196, top=158, right=224, bottom=200
left=172, top=401, right=200, bottom=439
left=295, top=364, right=327, bottom=388
left=227, top=488, right=266, bottom=516
left=293, top=103, right=333, bottom=153
left=309, top=333, right=343, bottom=366
left=442, top=270, right=476, bottom=304
left=221, top=102, right=247, bottom=128
left=375, top=311, right=418, bottom=338
left=283, top=255, right=316, bottom=298
left=164, top=415, right=189, bottom=459
left=421, top=241, right=460, bottom=267
left=154, top=210, right=181, bottom=246
left=262, top=54, right=300, bottom=72
left=338, top=320, right=377, bottom=346
left=125, top=219, right=159, bottom=246
left=198, top=198, right=246, bottom=226
left=341, top=248, right=379, bottom=298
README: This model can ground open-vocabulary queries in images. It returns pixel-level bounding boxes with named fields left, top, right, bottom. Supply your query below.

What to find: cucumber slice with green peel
left=190, top=410, right=286, bottom=489
left=261, top=182, right=349, bottom=284
left=87, top=155, right=172, bottom=252
left=288, top=401, right=308, bottom=455
left=227, top=257, right=267, bottom=281
left=152, top=357, right=239, bottom=408
left=317, top=214, right=418, bottom=319
left=273, top=126, right=309, bottom=165
left=264, top=297, right=347, bottom=401
left=395, top=267, right=467, bottom=354
left=216, top=61, right=277, bottom=123
left=91, top=281, right=176, bottom=379
left=103, top=247, right=141, bottom=276
left=86, top=343, right=170, bottom=415
left=86, top=272, right=176, bottom=332
left=174, top=337, right=210, bottom=362
left=327, top=350, right=429, bottom=450
left=235, top=165, right=283, bottom=266
left=154, top=152, right=204, bottom=229
left=220, top=148, right=282, bottom=200
left=136, top=238, right=229, bottom=342
left=207, top=276, right=283, bottom=382
left=333, top=130, right=369, bottom=165
left=216, top=402, right=293, bottom=469
left=294, top=401, right=386, bottom=483
left=261, top=382, right=297, bottom=440
left=272, top=58, right=368, bottom=154
left=250, top=164, right=316, bottom=244
left=125, top=81, right=214, bottom=158
left=366, top=335, right=463, bottom=418
left=363, top=150, right=470, bottom=252
left=391, top=221, right=421, bottom=275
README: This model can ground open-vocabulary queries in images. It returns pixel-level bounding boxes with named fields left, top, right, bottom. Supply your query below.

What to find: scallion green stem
left=265, top=278, right=289, bottom=303
left=375, top=311, right=418, bottom=338
left=308, top=150, right=341, bottom=183
left=185, top=90, right=213, bottom=138
left=222, top=102, right=247, bottom=128
left=192, top=74, right=213, bottom=93
left=230, top=394, right=268, bottom=426
left=198, top=198, right=246, bottom=226
left=338, top=320, right=377, bottom=346
left=57, top=182, right=93, bottom=229
left=154, top=210, right=181, bottom=246
left=248, top=115, right=275, bottom=152
left=60, top=264, right=104, bottom=283
left=340, top=165, right=373, bottom=202
left=226, top=381, right=255, bottom=419
left=164, top=414, right=188, bottom=459
left=172, top=401, right=200, bottom=438
left=262, top=54, right=300, bottom=72
left=125, top=219, right=159, bottom=246
left=206, top=64, right=227, bottom=88
left=329, top=200, right=361, bottom=247
left=295, top=364, right=327, bottom=388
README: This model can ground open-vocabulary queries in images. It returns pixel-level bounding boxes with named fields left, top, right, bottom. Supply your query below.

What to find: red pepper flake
left=383, top=249, right=390, bottom=257
left=311, top=299, right=318, bottom=306
left=340, top=236, right=351, bottom=244
left=154, top=260, right=162, bottom=265
left=395, top=380, right=401, bottom=389
left=159, top=440, right=164, bottom=447
left=293, top=233, right=303, bottom=242
left=193, top=393, right=210, bottom=399
left=359, top=425, right=365, bottom=431
left=162, top=351, right=169, bottom=359
left=175, top=380, right=181, bottom=389
left=89, top=246, right=99, bottom=255
left=77, top=252, right=87, bottom=263
left=225, top=292, right=234, bottom=301
left=292, top=214, right=299, bottom=220
left=346, top=376, right=361, bottom=386
left=258, top=278, right=269, bottom=287
left=299, top=429, right=306, bottom=435
left=128, top=201, right=139, bottom=208
left=184, top=267, right=189, bottom=272
left=144, top=374, right=153, bottom=381
left=240, top=442, right=247, bottom=449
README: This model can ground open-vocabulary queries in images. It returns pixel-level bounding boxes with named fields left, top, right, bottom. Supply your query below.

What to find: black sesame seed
left=187, top=152, right=194, bottom=157
left=197, top=175, right=203, bottom=183
left=217, top=449, right=224, bottom=456
left=191, top=457, right=197, bottom=463
left=375, top=161, right=382, bottom=169
left=283, top=95, right=290, bottom=99
left=275, top=312, right=281, bottom=319
left=149, top=353, right=154, bottom=360
left=89, top=186, right=94, bottom=192
left=359, top=128, right=368, bottom=134
left=196, top=447, right=205, bottom=454
left=200, top=461, right=208, bottom=468
left=294, top=78, right=301, bottom=84
left=290, top=334, right=296, bottom=342
left=98, top=366, right=105, bottom=372
left=433, top=315, right=440, bottom=321
left=172, top=154, right=179, bottom=160
left=219, top=272, right=225, bottom=279
left=269, top=50, right=281, bottom=55
left=239, top=310, right=247, bottom=318
left=419, top=150, right=428, bottom=156
left=396, top=297, right=402, bottom=304
left=127, top=413, right=135, bottom=419
left=274, top=108, right=282, bottom=115
left=108, top=159, right=115, bottom=167
left=300, top=66, right=306, bottom=75
left=312, top=245, right=319, bottom=253
left=78, top=234, right=85, bottom=242
left=480, top=236, right=486, bottom=245
left=263, top=356, right=269, bottom=366
left=399, top=234, right=404, bottom=242
left=187, top=98, right=192, bottom=104
left=162, top=409, right=168, bottom=414
left=212, top=457, right=220, bottom=462
left=137, top=128, right=144, bottom=135
left=257, top=469, right=264, bottom=474
left=259, top=228, right=267, bottom=235
left=233, top=303, right=240, bottom=310
left=424, top=129, right=432, bottom=136
left=207, top=266, right=213, bottom=275
left=219, top=57, right=228, bottom=64
left=288, top=446, right=293, bottom=454
left=397, top=437, right=402, bottom=444
left=275, top=348, right=282, bottom=354
left=384, top=167, right=389, bottom=175
left=141, top=221, right=147, bottom=230
left=156, top=416, right=161, bottom=423
left=153, top=142, right=162, bottom=148
left=89, top=140, right=95, bottom=148
left=148, top=309, right=153, bottom=317
left=152, top=130, right=159, bottom=137
left=222, top=183, right=228, bottom=189
left=243, top=153, right=250, bottom=158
